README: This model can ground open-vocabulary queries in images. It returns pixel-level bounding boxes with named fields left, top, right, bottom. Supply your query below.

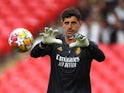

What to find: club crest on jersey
left=75, top=47, right=81, bottom=55
left=57, top=46, right=62, bottom=51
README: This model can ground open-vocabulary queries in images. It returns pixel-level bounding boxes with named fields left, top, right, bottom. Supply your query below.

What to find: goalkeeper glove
left=69, top=34, right=89, bottom=48
left=39, top=27, right=62, bottom=44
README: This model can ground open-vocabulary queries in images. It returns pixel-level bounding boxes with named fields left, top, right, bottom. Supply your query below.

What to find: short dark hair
left=61, top=7, right=81, bottom=21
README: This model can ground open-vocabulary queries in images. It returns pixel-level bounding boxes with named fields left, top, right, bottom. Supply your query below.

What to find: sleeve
left=87, top=41, right=105, bottom=62
left=30, top=42, right=51, bottom=58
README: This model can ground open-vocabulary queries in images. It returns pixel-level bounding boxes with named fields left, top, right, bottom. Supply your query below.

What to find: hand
left=39, top=27, right=62, bottom=44
left=69, top=34, right=89, bottom=48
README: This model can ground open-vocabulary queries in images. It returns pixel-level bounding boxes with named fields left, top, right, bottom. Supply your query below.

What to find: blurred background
left=0, top=0, right=124, bottom=93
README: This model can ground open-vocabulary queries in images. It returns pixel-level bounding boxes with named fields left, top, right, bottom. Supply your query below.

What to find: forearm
left=87, top=42, right=105, bottom=62
left=30, top=42, right=49, bottom=58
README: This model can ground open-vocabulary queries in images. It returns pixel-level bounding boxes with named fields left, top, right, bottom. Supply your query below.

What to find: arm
left=69, top=34, right=105, bottom=62
left=87, top=41, right=105, bottom=62
left=30, top=42, right=50, bottom=58
left=30, top=27, right=62, bottom=58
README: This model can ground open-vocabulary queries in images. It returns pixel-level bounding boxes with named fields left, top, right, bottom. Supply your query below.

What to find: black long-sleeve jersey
left=30, top=36, right=105, bottom=93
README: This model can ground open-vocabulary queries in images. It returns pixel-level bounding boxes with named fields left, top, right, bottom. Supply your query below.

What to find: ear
left=79, top=21, right=83, bottom=26
left=61, top=20, right=64, bottom=26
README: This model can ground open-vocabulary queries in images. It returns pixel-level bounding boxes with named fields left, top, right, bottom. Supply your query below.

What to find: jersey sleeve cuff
left=39, top=42, right=48, bottom=49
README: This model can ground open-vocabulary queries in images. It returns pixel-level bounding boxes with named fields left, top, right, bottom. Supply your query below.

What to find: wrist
left=87, top=41, right=97, bottom=50
left=87, top=43, right=93, bottom=49
left=39, top=42, right=47, bottom=49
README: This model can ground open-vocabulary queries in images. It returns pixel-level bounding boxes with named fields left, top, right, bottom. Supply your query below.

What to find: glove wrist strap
left=39, top=42, right=47, bottom=49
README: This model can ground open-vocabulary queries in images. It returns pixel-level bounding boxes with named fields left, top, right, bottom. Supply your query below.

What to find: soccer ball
left=8, top=28, right=34, bottom=52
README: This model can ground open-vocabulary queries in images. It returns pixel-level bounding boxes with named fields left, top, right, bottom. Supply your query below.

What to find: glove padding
left=69, top=34, right=89, bottom=48
left=39, top=27, right=62, bottom=44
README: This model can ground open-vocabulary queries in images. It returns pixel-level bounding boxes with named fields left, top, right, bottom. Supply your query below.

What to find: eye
left=64, top=22, right=69, bottom=24
left=71, top=21, right=76, bottom=24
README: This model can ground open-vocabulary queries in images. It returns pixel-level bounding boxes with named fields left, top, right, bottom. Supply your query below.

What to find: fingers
left=39, top=27, right=50, bottom=36
left=44, top=27, right=49, bottom=33
left=39, top=32, right=49, bottom=38
left=39, top=32, right=44, bottom=36
left=48, top=28, right=59, bottom=37
left=51, top=29, right=59, bottom=37
left=69, top=42, right=77, bottom=48
left=54, top=39, right=62, bottom=44
left=39, top=27, right=59, bottom=38
left=75, top=34, right=85, bottom=39
left=44, top=27, right=59, bottom=37
left=39, top=27, right=53, bottom=36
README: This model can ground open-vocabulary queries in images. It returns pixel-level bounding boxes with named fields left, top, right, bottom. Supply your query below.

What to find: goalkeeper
left=30, top=7, right=105, bottom=93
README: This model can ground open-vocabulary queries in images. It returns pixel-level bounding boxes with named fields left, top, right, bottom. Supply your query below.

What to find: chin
left=67, top=35, right=73, bottom=39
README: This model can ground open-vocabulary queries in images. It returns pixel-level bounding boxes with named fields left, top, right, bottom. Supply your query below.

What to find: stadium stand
left=0, top=0, right=124, bottom=93
left=0, top=44, right=124, bottom=93
left=0, top=0, right=78, bottom=58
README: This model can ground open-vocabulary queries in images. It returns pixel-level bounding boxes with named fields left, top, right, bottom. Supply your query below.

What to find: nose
left=68, top=23, right=72, bottom=29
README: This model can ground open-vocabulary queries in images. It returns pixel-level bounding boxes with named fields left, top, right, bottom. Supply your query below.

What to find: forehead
left=63, top=16, right=79, bottom=22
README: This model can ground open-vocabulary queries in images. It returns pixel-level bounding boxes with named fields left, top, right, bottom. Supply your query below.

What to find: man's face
left=62, top=16, right=82, bottom=38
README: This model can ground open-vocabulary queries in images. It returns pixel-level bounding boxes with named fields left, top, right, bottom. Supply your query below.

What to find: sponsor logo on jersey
left=56, top=54, right=80, bottom=68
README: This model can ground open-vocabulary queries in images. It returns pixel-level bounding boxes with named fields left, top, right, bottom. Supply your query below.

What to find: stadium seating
left=90, top=44, right=124, bottom=93
left=0, top=0, right=78, bottom=58
left=0, top=44, right=124, bottom=93
left=0, top=0, right=124, bottom=93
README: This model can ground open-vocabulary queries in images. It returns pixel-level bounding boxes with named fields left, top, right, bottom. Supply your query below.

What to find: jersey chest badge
left=57, top=46, right=62, bottom=51
left=75, top=47, right=81, bottom=55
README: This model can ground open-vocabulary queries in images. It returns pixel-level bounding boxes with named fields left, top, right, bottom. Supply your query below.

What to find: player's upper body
left=30, top=7, right=105, bottom=93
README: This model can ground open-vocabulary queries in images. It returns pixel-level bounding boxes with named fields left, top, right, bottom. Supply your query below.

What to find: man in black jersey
left=30, top=7, right=105, bottom=93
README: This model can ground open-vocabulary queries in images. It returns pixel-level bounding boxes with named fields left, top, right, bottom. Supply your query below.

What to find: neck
left=65, top=36, right=76, bottom=44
